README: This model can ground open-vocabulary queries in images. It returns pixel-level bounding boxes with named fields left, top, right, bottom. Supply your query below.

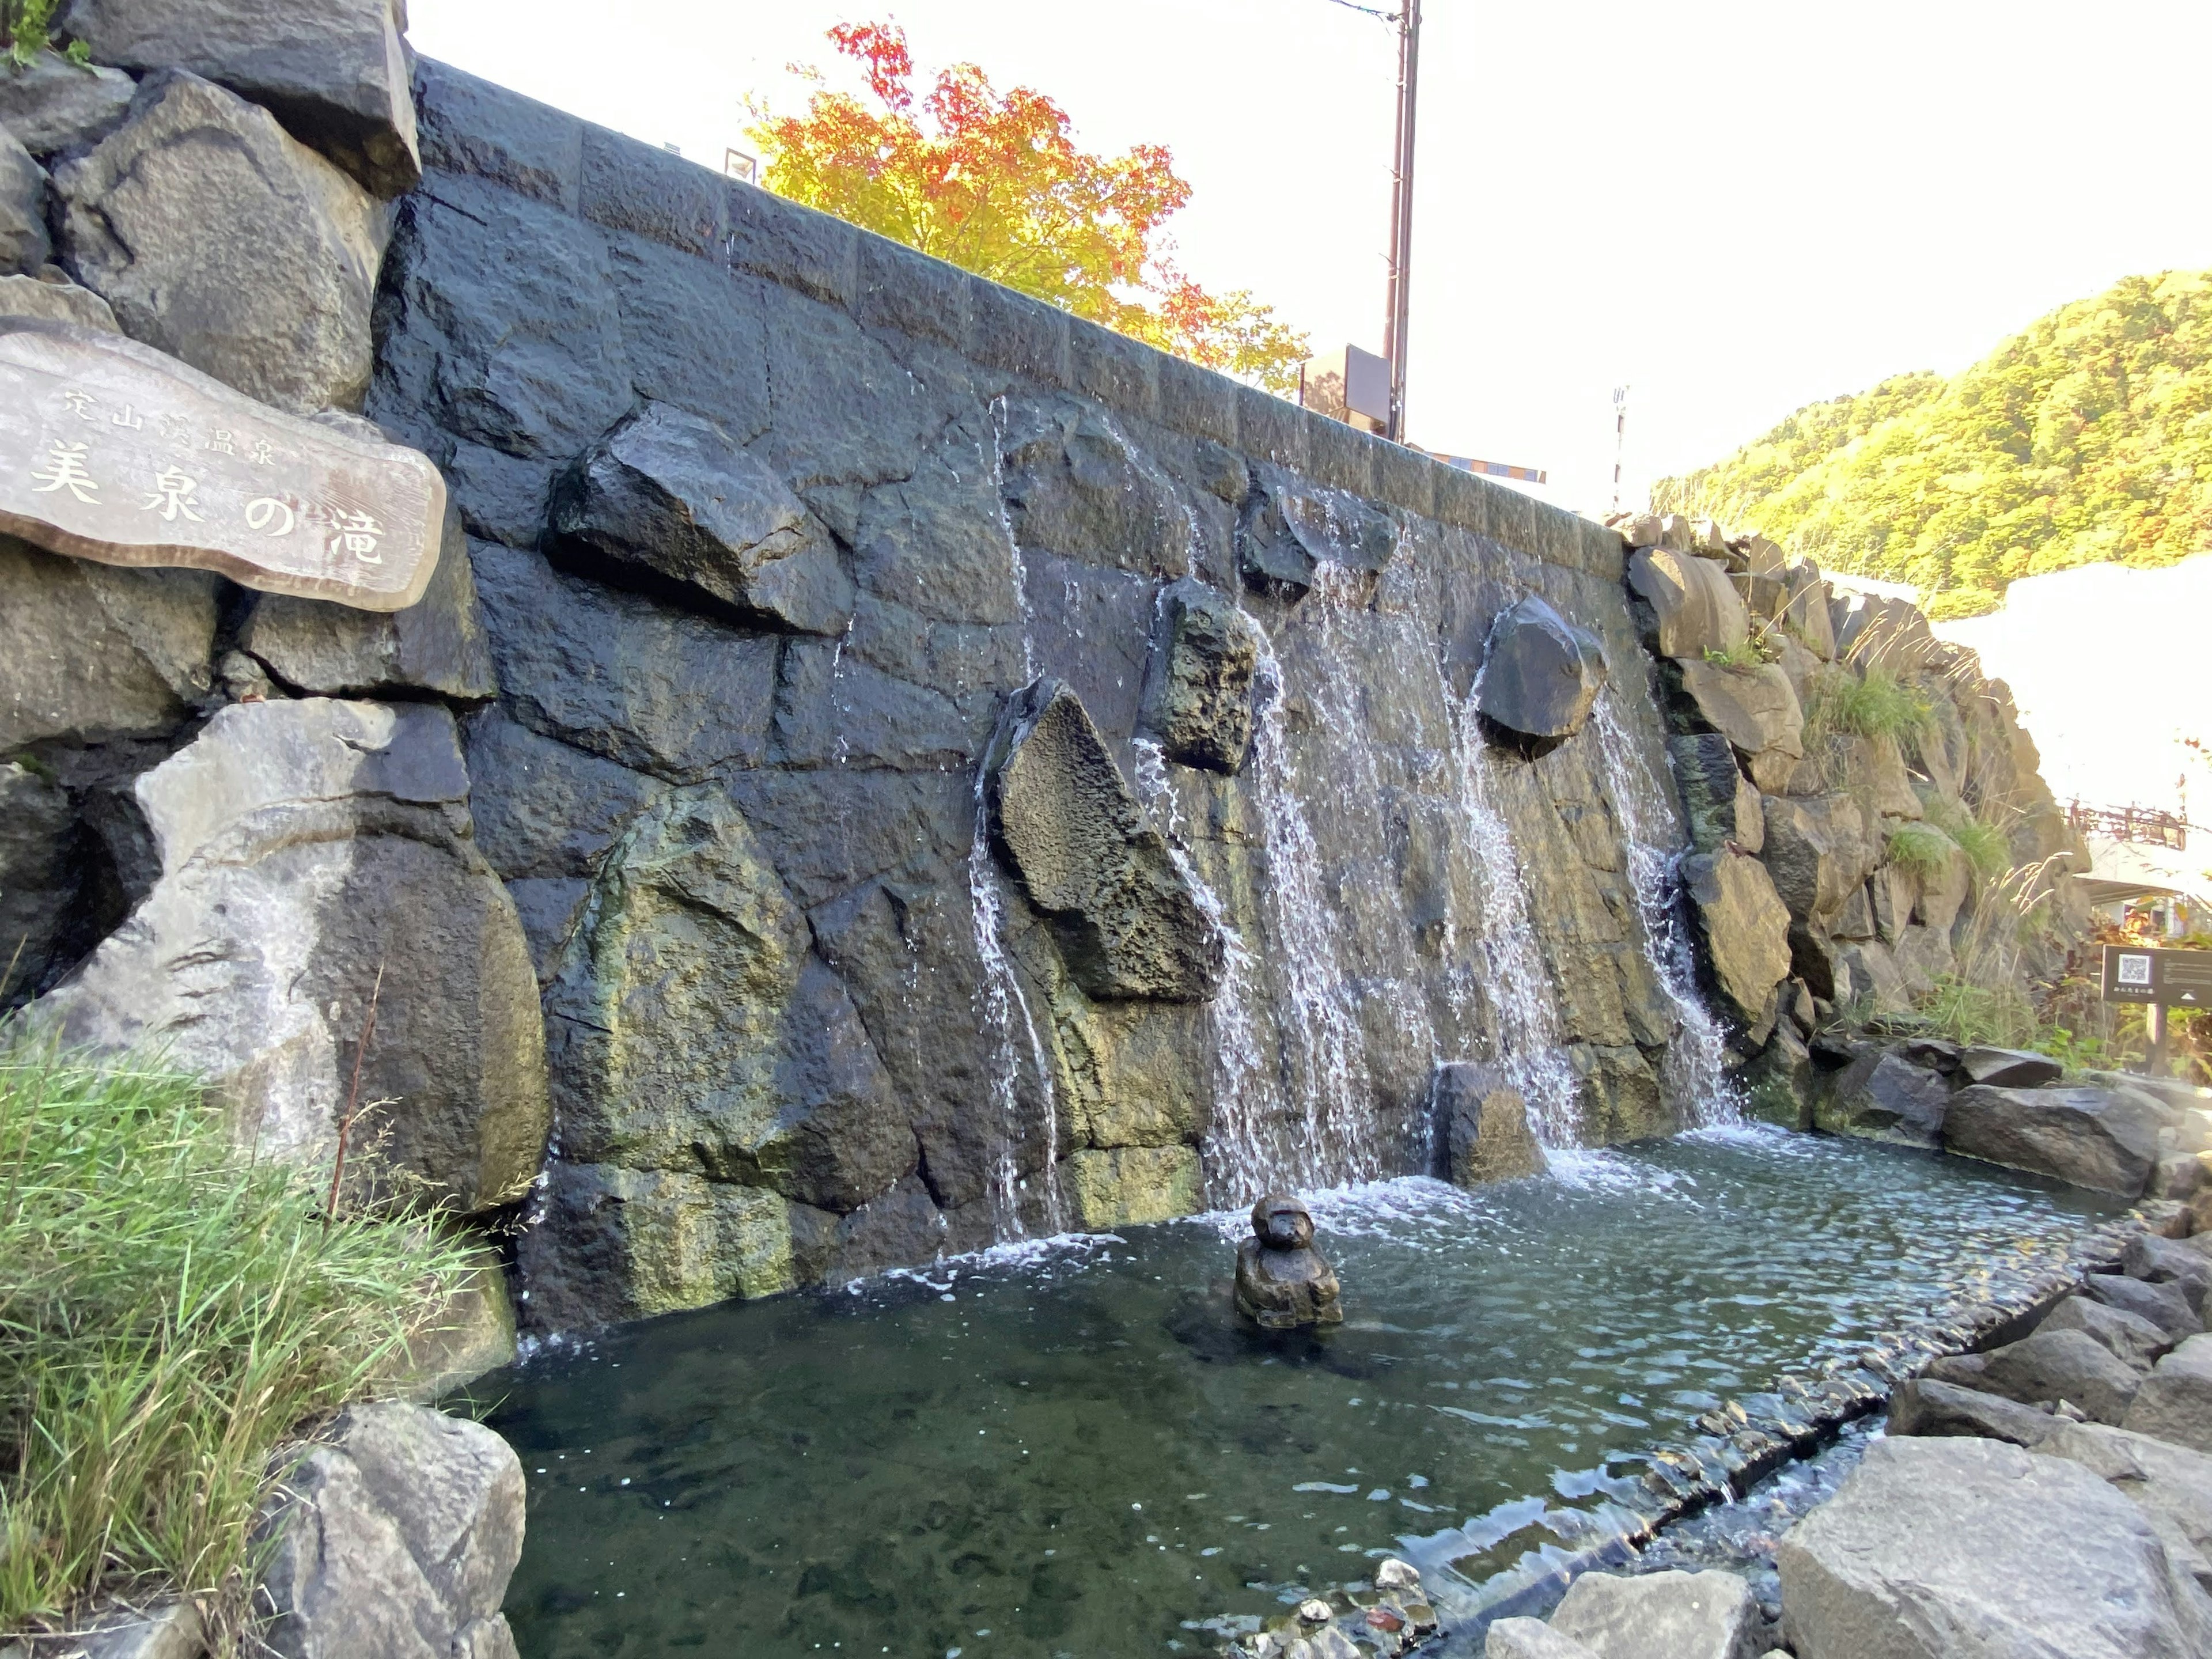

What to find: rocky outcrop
left=1681, top=850, right=1791, bottom=1024
left=0, top=50, right=137, bottom=156
left=2038, top=1420, right=2212, bottom=1589
left=986, top=679, right=1223, bottom=1002
left=1925, top=1327, right=2142, bottom=1425
left=1627, top=547, right=1748, bottom=660
left=1139, top=577, right=1262, bottom=773
left=0, top=128, right=50, bottom=275
left=1668, top=733, right=1763, bottom=855
left=1885, top=1376, right=2061, bottom=1446
left=1945, top=1082, right=2166, bottom=1197
left=1475, top=595, right=1607, bottom=756
left=1676, top=661, right=1802, bottom=791
left=257, top=1402, right=524, bottom=1659
left=56, top=70, right=382, bottom=413
left=1237, top=464, right=1396, bottom=596
left=2126, top=1334, right=2212, bottom=1454
left=1435, top=1062, right=1547, bottom=1185
left=2043, top=1291, right=2178, bottom=1372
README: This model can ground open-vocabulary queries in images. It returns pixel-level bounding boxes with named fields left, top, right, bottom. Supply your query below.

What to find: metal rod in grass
left=325, top=960, right=385, bottom=1230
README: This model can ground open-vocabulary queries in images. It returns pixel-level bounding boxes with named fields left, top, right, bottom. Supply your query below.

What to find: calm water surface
left=480, top=1130, right=2115, bottom=1658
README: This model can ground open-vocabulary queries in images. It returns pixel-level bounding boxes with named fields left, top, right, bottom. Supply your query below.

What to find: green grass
left=1923, top=795, right=2012, bottom=880
left=1803, top=664, right=1933, bottom=750
left=1885, top=821, right=1956, bottom=880
left=1, top=1, right=86, bottom=67
left=0, top=1042, right=477, bottom=1647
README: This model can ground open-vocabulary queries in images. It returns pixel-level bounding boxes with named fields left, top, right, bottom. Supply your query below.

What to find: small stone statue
left=1234, top=1193, right=1343, bottom=1330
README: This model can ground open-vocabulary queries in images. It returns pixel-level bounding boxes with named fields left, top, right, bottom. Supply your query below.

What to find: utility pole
left=1611, top=386, right=1630, bottom=515
left=1381, top=0, right=1421, bottom=443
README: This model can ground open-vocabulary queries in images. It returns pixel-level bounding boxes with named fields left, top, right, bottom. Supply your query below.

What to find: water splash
left=1588, top=691, right=1743, bottom=1126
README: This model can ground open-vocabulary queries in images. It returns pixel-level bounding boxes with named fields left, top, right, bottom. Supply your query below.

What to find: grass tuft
left=1923, top=795, right=2012, bottom=880
left=1804, top=663, right=1933, bottom=750
left=1885, top=821, right=1956, bottom=880
left=0, top=1040, right=476, bottom=1647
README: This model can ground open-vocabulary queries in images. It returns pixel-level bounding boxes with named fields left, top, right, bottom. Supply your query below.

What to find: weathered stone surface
left=1475, top=595, right=1607, bottom=753
left=28, top=699, right=550, bottom=1213
left=1668, top=733, right=1762, bottom=855
left=1138, top=576, right=1261, bottom=773
left=1238, top=464, right=1395, bottom=596
left=63, top=1601, right=206, bottom=1659
left=1435, top=1062, right=1547, bottom=1185
left=1956, top=1045, right=2063, bottom=1088
left=1780, top=563, right=1836, bottom=658
left=0, top=534, right=217, bottom=750
left=1777, top=1434, right=2212, bottom=1659
left=1627, top=547, right=1749, bottom=660
left=1813, top=1048, right=1952, bottom=1147
left=240, top=506, right=496, bottom=699
left=1548, top=1567, right=1763, bottom=1659
left=0, top=270, right=118, bottom=330
left=2037, top=1420, right=2212, bottom=1590
left=1743, top=1022, right=1813, bottom=1128
left=999, top=396, right=1190, bottom=577
left=0, top=50, right=137, bottom=156
left=258, top=1402, right=523, bottom=1659
left=1925, top=1327, right=2143, bottom=1424
left=2043, top=1292, right=2179, bottom=1372
left=0, top=127, right=48, bottom=275
left=1760, top=793, right=1870, bottom=926
left=1887, top=1376, right=2058, bottom=1446
left=986, top=678, right=1223, bottom=1001
left=56, top=71, right=383, bottom=414
left=1483, top=1618, right=1599, bottom=1659
left=2127, top=1233, right=2212, bottom=1315
left=2124, top=1334, right=2212, bottom=1454
left=1677, top=661, right=1804, bottom=791
left=0, top=759, right=79, bottom=1003
left=1680, top=850, right=1791, bottom=1024
left=546, top=400, right=853, bottom=634
left=382, top=1247, right=516, bottom=1404
left=62, top=0, right=420, bottom=195
left=1945, top=1083, right=2165, bottom=1196
left=2082, top=1272, right=2205, bottom=1343
left=1065, top=1145, right=1202, bottom=1228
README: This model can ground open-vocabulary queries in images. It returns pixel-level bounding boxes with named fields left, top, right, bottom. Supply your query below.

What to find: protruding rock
left=1813, top=1048, right=1950, bottom=1148
left=2127, top=1233, right=2212, bottom=1316
left=2123, top=1335, right=2212, bottom=1456
left=1475, top=595, right=1607, bottom=757
left=546, top=401, right=853, bottom=635
left=1234, top=1193, right=1343, bottom=1330
left=1887, top=1377, right=2058, bottom=1446
left=61, top=0, right=421, bottom=195
left=985, top=678, right=1224, bottom=1002
left=1778, top=1435, right=2209, bottom=1659
left=1138, top=577, right=1262, bottom=773
left=0, top=50, right=137, bottom=156
left=1667, top=733, right=1763, bottom=855
left=1944, top=1083, right=2166, bottom=1197
left=1483, top=1619, right=1599, bottom=1659
left=55, top=70, right=382, bottom=414
left=256, top=1402, right=524, bottom=1659
left=1238, top=465, right=1396, bottom=597
left=1957, top=1045, right=2064, bottom=1088
left=1743, top=1022, right=1813, bottom=1128
left=1924, top=1328, right=2143, bottom=1425
left=1681, top=850, right=1791, bottom=1025
left=0, top=128, right=50, bottom=275
left=1627, top=547, right=1749, bottom=660
left=1677, top=660, right=1804, bottom=791
left=2036, top=1420, right=2212, bottom=1592
left=1760, top=793, right=1872, bottom=926
left=2081, top=1273, right=2203, bottom=1344
left=1548, top=1568, right=1763, bottom=1659
left=1780, top=563, right=1836, bottom=658
left=1434, top=1062, right=1547, bottom=1185
left=0, top=269, right=118, bottom=329
left=2043, top=1293, right=2179, bottom=1373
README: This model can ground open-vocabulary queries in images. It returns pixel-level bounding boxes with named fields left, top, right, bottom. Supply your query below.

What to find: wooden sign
left=0, top=321, right=444, bottom=612
left=2101, top=944, right=2212, bottom=1009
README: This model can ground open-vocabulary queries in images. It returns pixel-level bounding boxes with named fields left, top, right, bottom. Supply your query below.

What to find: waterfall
left=1588, top=692, right=1742, bottom=1126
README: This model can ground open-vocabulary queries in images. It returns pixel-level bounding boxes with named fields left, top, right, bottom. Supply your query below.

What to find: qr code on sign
left=2119, top=955, right=2153, bottom=987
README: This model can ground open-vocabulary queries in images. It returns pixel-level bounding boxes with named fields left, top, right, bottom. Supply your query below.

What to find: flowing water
left=483, top=1132, right=2115, bottom=1659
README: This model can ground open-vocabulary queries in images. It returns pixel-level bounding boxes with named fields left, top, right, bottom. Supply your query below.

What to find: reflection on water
left=481, top=1130, right=2114, bottom=1658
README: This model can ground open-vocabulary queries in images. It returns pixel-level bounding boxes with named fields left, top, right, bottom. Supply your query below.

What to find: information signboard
left=2101, top=945, right=2212, bottom=1009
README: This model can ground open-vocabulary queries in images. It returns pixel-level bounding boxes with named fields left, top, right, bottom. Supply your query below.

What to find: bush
left=1923, top=796, right=2012, bottom=880
left=0, top=1043, right=477, bottom=1647
left=1804, top=663, right=1933, bottom=750
left=1885, top=821, right=1956, bottom=879
left=1, top=0, right=85, bottom=67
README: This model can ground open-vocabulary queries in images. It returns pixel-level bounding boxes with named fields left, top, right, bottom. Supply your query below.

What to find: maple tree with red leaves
left=751, top=22, right=1309, bottom=392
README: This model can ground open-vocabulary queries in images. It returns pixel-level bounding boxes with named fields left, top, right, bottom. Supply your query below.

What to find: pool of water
left=479, top=1130, right=2116, bottom=1659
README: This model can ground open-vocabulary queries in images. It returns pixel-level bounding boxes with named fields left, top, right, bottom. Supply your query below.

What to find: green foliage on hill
left=1654, top=269, right=2212, bottom=619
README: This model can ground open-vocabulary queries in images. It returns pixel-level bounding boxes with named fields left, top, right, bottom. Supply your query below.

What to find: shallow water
left=480, top=1131, right=2115, bottom=1659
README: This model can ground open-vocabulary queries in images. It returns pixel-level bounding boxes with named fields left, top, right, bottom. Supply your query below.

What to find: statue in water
left=1234, top=1193, right=1343, bottom=1330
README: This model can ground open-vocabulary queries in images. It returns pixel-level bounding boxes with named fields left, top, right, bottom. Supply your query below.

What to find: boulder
left=239, top=505, right=498, bottom=701
left=1957, top=1046, right=2064, bottom=1088
left=2037, top=1421, right=2212, bottom=1590
left=1759, top=793, right=1870, bottom=926
left=1780, top=563, right=1835, bottom=658
left=0, top=535, right=218, bottom=751
left=0, top=268, right=119, bottom=329
left=1628, top=547, right=1749, bottom=660
left=2127, top=1233, right=2212, bottom=1314
left=28, top=699, right=551, bottom=1214
left=1483, top=1619, right=1599, bottom=1659
left=2042, top=1293, right=2179, bottom=1372
left=2082, top=1273, right=2204, bottom=1343
left=1777, top=1435, right=2212, bottom=1659
left=1435, top=1062, right=1547, bottom=1185
left=1475, top=595, right=1607, bottom=756
left=0, top=50, right=137, bottom=156
left=1886, top=1377, right=2058, bottom=1446
left=0, top=127, right=49, bottom=275
left=1548, top=1567, right=1763, bottom=1659
left=1813, top=1048, right=1950, bottom=1148
left=984, top=678, right=1224, bottom=1002
left=1834, top=937, right=1912, bottom=1018
left=1667, top=733, right=1763, bottom=855
left=1676, top=661, right=1803, bottom=791
left=257, top=1402, right=524, bottom=1659
left=1680, top=850, right=1791, bottom=1024
left=50, top=1601, right=206, bottom=1659
left=2124, top=1334, right=2212, bottom=1455
left=1923, top=1327, right=2142, bottom=1425
left=1742, top=1022, right=1813, bottom=1129
left=60, top=0, right=420, bottom=195
left=546, top=400, right=853, bottom=635
left=55, top=70, right=383, bottom=414
left=1944, top=1083, right=2166, bottom=1197
left=1138, top=577, right=1262, bottom=774
left=1237, top=465, right=1396, bottom=597
left=1832, top=592, right=1935, bottom=671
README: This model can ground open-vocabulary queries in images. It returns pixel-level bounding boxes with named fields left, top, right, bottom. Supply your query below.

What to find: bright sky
left=409, top=1, right=2212, bottom=517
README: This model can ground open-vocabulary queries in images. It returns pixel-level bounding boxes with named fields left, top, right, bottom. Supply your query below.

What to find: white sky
left=409, top=1, right=2212, bottom=517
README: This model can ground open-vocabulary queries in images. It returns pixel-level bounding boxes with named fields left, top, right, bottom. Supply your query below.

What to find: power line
left=1315, top=0, right=1400, bottom=21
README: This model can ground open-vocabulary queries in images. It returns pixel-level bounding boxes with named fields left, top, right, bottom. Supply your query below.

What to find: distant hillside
left=1653, top=269, right=2212, bottom=619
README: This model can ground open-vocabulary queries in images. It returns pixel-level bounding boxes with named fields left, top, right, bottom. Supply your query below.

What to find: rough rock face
left=1140, top=577, right=1261, bottom=772
left=1944, top=1082, right=2165, bottom=1197
left=2125, top=1335, right=2212, bottom=1454
left=28, top=699, right=550, bottom=1213
left=1676, top=660, right=1803, bottom=791
left=1813, top=1049, right=1950, bottom=1148
left=1958, top=1044, right=2064, bottom=1088
left=1886, top=1377, right=2059, bottom=1446
left=1547, top=1568, right=1763, bottom=1659
left=1681, top=850, right=1790, bottom=1024
left=61, top=0, right=420, bottom=195
left=1434, top=1062, right=1546, bottom=1185
left=0, top=50, right=137, bottom=156
left=547, top=400, right=853, bottom=634
left=1237, top=465, right=1396, bottom=596
left=2037, top=1420, right=2212, bottom=1589
left=56, top=70, right=383, bottom=413
left=1759, top=793, right=1870, bottom=928
left=1627, top=547, right=1749, bottom=660
left=1482, top=1619, right=1599, bottom=1659
left=257, top=1402, right=524, bottom=1659
left=2083, top=1272, right=2204, bottom=1343
left=986, top=679, right=1223, bottom=1002
left=1668, top=733, right=1763, bottom=855
left=0, top=128, right=50, bottom=275
left=0, top=269, right=120, bottom=329
left=1924, top=1327, right=2143, bottom=1425
left=1475, top=595, right=1607, bottom=756
left=1777, top=1435, right=2212, bottom=1659
left=1066, top=1145, right=1203, bottom=1228
left=2043, top=1293, right=2179, bottom=1372
left=0, top=760, right=79, bottom=1003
